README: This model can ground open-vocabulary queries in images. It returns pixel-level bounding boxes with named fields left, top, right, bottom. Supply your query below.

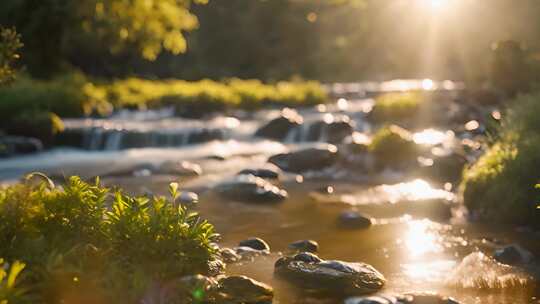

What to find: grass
left=0, top=174, right=219, bottom=303
left=0, top=74, right=326, bottom=121
left=368, top=124, right=419, bottom=168
left=461, top=92, right=540, bottom=225
left=371, top=92, right=424, bottom=122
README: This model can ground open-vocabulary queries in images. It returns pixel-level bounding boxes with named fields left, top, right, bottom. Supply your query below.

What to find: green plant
left=371, top=92, right=423, bottom=122
left=0, top=27, right=22, bottom=85
left=369, top=124, right=418, bottom=168
left=0, top=174, right=219, bottom=303
left=461, top=92, right=540, bottom=225
left=0, top=259, right=29, bottom=304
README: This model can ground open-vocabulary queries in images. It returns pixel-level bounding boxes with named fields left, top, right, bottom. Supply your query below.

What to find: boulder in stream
left=239, top=237, right=271, bottom=251
left=494, top=244, right=534, bottom=265
left=288, top=240, right=319, bottom=253
left=255, top=108, right=303, bottom=141
left=214, top=175, right=288, bottom=203
left=268, top=145, right=339, bottom=173
left=215, top=275, right=274, bottom=304
left=0, top=136, right=43, bottom=157
left=158, top=160, right=203, bottom=176
left=338, top=211, right=373, bottom=229
left=345, top=292, right=461, bottom=304
left=274, top=252, right=385, bottom=295
left=306, top=115, right=355, bottom=144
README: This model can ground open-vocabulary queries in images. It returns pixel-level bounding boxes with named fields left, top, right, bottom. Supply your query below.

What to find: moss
left=371, top=92, right=423, bottom=122
left=0, top=175, right=219, bottom=303
left=368, top=125, right=418, bottom=168
left=460, top=92, right=540, bottom=225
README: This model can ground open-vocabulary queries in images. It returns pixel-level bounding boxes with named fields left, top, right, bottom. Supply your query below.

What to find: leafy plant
left=0, top=174, right=219, bottom=303
left=0, top=27, right=22, bottom=85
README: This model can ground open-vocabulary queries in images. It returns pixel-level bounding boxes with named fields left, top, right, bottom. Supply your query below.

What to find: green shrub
left=371, top=92, right=423, bottom=122
left=0, top=175, right=219, bottom=303
left=461, top=92, right=540, bottom=225
left=368, top=125, right=419, bottom=168
left=5, top=111, right=64, bottom=145
left=0, top=258, right=30, bottom=304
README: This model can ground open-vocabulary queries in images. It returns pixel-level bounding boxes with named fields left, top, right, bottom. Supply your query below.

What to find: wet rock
left=274, top=253, right=385, bottom=295
left=345, top=295, right=401, bottom=304
left=234, top=246, right=270, bottom=260
left=239, top=237, right=271, bottom=251
left=216, top=275, right=274, bottom=304
left=158, top=160, right=203, bottom=176
left=306, top=116, right=355, bottom=144
left=177, top=274, right=218, bottom=300
left=345, top=293, right=461, bottom=304
left=101, top=163, right=156, bottom=177
left=338, top=211, right=373, bottom=229
left=187, top=128, right=224, bottom=144
left=255, top=109, right=303, bottom=141
left=421, top=152, right=467, bottom=183
left=238, top=166, right=281, bottom=180
left=219, top=247, right=241, bottom=263
left=370, top=125, right=419, bottom=169
left=214, top=175, right=288, bottom=203
left=494, top=244, right=534, bottom=265
left=288, top=240, right=319, bottom=253
left=268, top=145, right=339, bottom=173
left=178, top=191, right=199, bottom=205
left=0, top=136, right=43, bottom=157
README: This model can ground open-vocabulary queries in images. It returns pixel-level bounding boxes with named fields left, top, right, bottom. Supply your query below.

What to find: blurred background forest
left=2, top=0, right=540, bottom=84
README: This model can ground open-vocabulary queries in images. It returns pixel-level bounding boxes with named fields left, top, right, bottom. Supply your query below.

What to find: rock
left=0, top=136, right=43, bottom=157
left=187, top=128, right=224, bottom=144
left=158, top=160, right=202, bottom=176
left=494, top=244, right=534, bottom=265
left=370, top=125, right=419, bottom=169
left=288, top=240, right=319, bottom=253
left=268, top=145, right=339, bottom=173
left=422, top=152, right=467, bottom=183
left=338, top=211, right=373, bottom=229
left=214, top=175, right=288, bottom=203
left=216, top=275, right=274, bottom=304
left=345, top=293, right=461, bottom=304
left=234, top=246, right=270, bottom=260
left=220, top=247, right=241, bottom=263
left=345, top=295, right=401, bottom=304
left=306, top=115, right=355, bottom=144
left=238, top=166, right=281, bottom=180
left=255, top=109, right=303, bottom=141
left=178, top=191, right=199, bottom=205
left=239, top=237, right=271, bottom=251
left=274, top=253, right=385, bottom=295
left=178, top=274, right=218, bottom=298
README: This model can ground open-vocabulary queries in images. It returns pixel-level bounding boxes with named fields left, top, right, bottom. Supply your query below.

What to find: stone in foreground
left=275, top=252, right=385, bottom=296
left=268, top=145, right=339, bottom=173
left=239, top=237, right=271, bottom=251
left=345, top=292, right=461, bottom=304
left=216, top=275, right=274, bottom=304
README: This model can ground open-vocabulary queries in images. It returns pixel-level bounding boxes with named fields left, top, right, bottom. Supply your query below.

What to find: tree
left=0, top=27, right=22, bottom=85
left=0, top=0, right=207, bottom=77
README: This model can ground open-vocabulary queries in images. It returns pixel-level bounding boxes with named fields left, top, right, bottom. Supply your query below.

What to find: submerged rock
left=288, top=240, right=319, bottom=253
left=219, top=247, right=241, bottom=263
left=214, top=175, right=288, bottom=203
left=178, top=191, right=199, bottom=205
left=234, top=246, right=270, bottom=260
left=255, top=109, right=303, bottom=141
left=306, top=115, right=355, bottom=144
left=268, top=145, right=339, bottom=173
left=239, top=237, right=271, bottom=251
left=274, top=253, right=385, bottom=295
left=345, top=293, right=461, bottom=304
left=216, top=275, right=274, bottom=304
left=338, top=211, right=373, bottom=229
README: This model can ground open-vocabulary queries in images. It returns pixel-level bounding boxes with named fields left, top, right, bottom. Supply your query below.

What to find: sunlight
left=422, top=0, right=450, bottom=11
left=403, top=260, right=456, bottom=281
left=412, top=129, right=450, bottom=145
left=405, top=219, right=443, bottom=257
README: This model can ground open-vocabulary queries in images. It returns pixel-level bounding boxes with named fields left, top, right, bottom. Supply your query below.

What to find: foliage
left=0, top=27, right=22, bottom=85
left=368, top=124, right=418, bottom=167
left=0, top=0, right=207, bottom=76
left=0, top=259, right=30, bottom=304
left=371, top=92, right=423, bottom=122
left=0, top=175, right=219, bottom=303
left=461, top=92, right=540, bottom=225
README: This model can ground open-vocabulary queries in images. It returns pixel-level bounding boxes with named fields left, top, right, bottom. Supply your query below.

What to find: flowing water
left=0, top=80, right=538, bottom=303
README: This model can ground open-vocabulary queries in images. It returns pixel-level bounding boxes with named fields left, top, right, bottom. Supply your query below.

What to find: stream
left=0, top=80, right=538, bottom=304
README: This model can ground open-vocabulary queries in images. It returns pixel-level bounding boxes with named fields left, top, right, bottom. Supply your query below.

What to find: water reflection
left=412, top=129, right=453, bottom=145
left=404, top=219, right=443, bottom=257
